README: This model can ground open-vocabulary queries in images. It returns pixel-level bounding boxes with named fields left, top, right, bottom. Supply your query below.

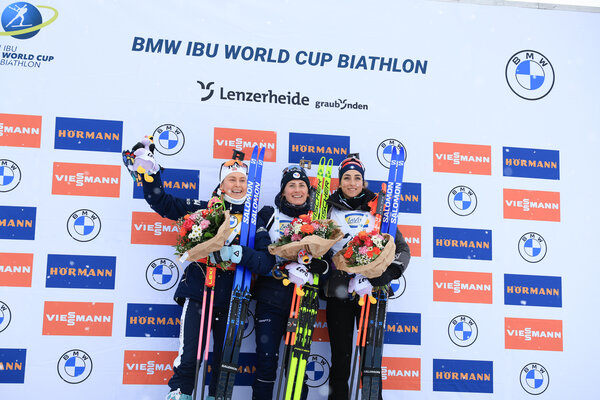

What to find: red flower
left=352, top=236, right=362, bottom=246
left=367, top=250, right=373, bottom=258
left=182, top=219, right=194, bottom=231
left=344, top=247, right=354, bottom=259
left=358, top=230, right=368, bottom=240
left=299, top=214, right=311, bottom=223
left=300, top=224, right=315, bottom=234
left=364, top=237, right=373, bottom=247
left=179, top=228, right=188, bottom=237
left=373, top=247, right=381, bottom=255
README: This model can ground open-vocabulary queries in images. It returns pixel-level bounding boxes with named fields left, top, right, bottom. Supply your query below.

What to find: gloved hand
left=209, top=245, right=243, bottom=265
left=122, top=137, right=160, bottom=182
left=306, top=258, right=328, bottom=275
left=348, top=273, right=373, bottom=297
left=285, top=262, right=313, bottom=286
left=368, top=261, right=403, bottom=287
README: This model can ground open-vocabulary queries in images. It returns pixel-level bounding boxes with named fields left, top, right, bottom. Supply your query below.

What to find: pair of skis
left=350, top=145, right=405, bottom=400
left=276, top=157, right=333, bottom=400
left=209, top=145, right=265, bottom=400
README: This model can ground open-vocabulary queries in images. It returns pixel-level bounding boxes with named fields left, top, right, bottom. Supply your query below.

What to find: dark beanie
left=339, top=157, right=365, bottom=180
left=280, top=166, right=310, bottom=192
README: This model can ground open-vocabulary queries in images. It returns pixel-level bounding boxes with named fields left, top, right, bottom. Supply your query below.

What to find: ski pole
left=349, top=294, right=367, bottom=399
left=193, top=276, right=210, bottom=400
left=276, top=285, right=299, bottom=400
left=355, top=298, right=372, bottom=400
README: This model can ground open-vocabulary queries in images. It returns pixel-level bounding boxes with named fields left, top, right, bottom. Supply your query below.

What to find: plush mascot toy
left=122, top=137, right=161, bottom=182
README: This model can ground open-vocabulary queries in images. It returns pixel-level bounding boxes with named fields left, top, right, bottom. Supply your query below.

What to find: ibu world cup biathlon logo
left=57, top=349, right=93, bottom=384
left=518, top=232, right=547, bottom=263
left=153, top=124, right=185, bottom=155
left=520, top=363, right=549, bottom=395
left=0, top=301, right=12, bottom=333
left=0, top=160, right=21, bottom=192
left=448, top=315, right=478, bottom=347
left=305, top=354, right=330, bottom=388
left=67, top=209, right=101, bottom=242
left=146, top=258, right=179, bottom=291
left=0, top=2, right=57, bottom=39
left=448, top=186, right=477, bottom=216
left=377, top=139, right=406, bottom=169
left=506, top=50, right=555, bottom=100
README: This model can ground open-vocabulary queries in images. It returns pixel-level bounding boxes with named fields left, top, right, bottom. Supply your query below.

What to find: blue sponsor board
left=0, top=348, right=26, bottom=383
left=126, top=303, right=181, bottom=337
left=384, top=312, right=421, bottom=345
left=46, top=254, right=116, bottom=290
left=288, top=132, right=350, bottom=165
left=205, top=352, right=257, bottom=386
left=368, top=180, right=421, bottom=214
left=503, top=146, right=560, bottom=180
left=504, top=274, right=562, bottom=308
left=433, top=359, right=493, bottom=393
left=133, top=168, right=199, bottom=199
left=55, top=117, right=123, bottom=153
left=433, top=227, right=492, bottom=261
left=0, top=206, right=36, bottom=240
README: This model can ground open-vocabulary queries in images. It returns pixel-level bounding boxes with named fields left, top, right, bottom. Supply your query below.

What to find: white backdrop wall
left=1, top=0, right=599, bottom=398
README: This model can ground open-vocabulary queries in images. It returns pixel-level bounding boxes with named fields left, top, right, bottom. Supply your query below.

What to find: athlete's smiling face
left=340, top=170, right=363, bottom=198
left=220, top=172, right=247, bottom=199
left=282, top=180, right=309, bottom=206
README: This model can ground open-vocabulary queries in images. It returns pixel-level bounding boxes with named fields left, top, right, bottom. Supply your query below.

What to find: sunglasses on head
left=282, top=165, right=305, bottom=175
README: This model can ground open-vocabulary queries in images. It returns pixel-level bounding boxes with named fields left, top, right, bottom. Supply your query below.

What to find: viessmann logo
left=398, top=225, right=421, bottom=257
left=214, top=127, right=277, bottom=162
left=503, top=189, right=560, bottom=222
left=381, top=357, right=420, bottom=391
left=312, top=309, right=329, bottom=342
left=0, top=113, right=41, bottom=147
left=433, top=142, right=491, bottom=175
left=42, top=301, right=113, bottom=336
left=505, top=318, right=563, bottom=351
left=54, top=116, right=123, bottom=153
left=0, top=252, right=33, bottom=287
left=52, top=162, right=121, bottom=197
left=122, top=350, right=177, bottom=384
left=131, top=212, right=179, bottom=245
left=433, top=270, right=493, bottom=304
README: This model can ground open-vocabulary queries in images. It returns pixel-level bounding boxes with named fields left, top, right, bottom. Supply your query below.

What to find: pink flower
left=199, top=219, right=210, bottom=230
left=283, top=227, right=291, bottom=236
left=291, top=234, right=302, bottom=242
left=358, top=246, right=369, bottom=255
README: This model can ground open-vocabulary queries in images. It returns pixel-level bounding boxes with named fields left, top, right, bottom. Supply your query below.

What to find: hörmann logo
left=0, top=113, right=41, bottom=147
left=518, top=232, right=547, bottom=263
left=131, top=212, right=179, bottom=245
left=505, top=274, right=561, bottom=308
left=506, top=50, right=555, bottom=100
left=197, top=80, right=310, bottom=107
left=433, top=359, right=493, bottom=393
left=503, top=146, right=559, bottom=180
left=505, top=317, right=563, bottom=351
left=126, top=303, right=181, bottom=338
left=214, top=127, right=277, bottom=162
left=398, top=225, right=421, bottom=257
left=122, top=350, right=178, bottom=385
left=0, top=205, right=36, bottom=240
left=43, top=301, right=113, bottom=336
left=289, top=132, right=350, bottom=165
left=434, top=270, right=493, bottom=304
left=381, top=357, right=420, bottom=391
left=433, top=227, right=492, bottom=260
left=54, top=116, right=123, bottom=153
left=57, top=349, right=92, bottom=384
left=203, top=352, right=257, bottom=386
left=0, top=252, right=32, bottom=287
left=504, top=189, right=560, bottom=222
left=46, top=254, right=116, bottom=290
left=133, top=167, right=199, bottom=200
left=0, top=348, right=26, bottom=383
left=369, top=180, right=421, bottom=214
left=433, top=142, right=491, bottom=175
left=52, top=162, right=121, bottom=197
left=384, top=312, right=421, bottom=345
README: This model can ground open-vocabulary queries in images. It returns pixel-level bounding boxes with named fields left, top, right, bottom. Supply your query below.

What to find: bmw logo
left=448, top=185, right=477, bottom=216
left=243, top=309, right=255, bottom=339
left=57, top=349, right=93, bottom=384
left=377, top=139, right=406, bottom=169
left=520, top=363, right=549, bottom=395
left=506, top=50, right=555, bottom=100
left=153, top=124, right=185, bottom=155
left=0, top=159, right=21, bottom=192
left=389, top=275, right=407, bottom=300
left=518, top=232, right=547, bottom=263
left=67, top=209, right=101, bottom=242
left=0, top=301, right=12, bottom=333
left=305, top=354, right=330, bottom=388
left=146, top=258, right=179, bottom=291
left=448, top=315, right=478, bottom=347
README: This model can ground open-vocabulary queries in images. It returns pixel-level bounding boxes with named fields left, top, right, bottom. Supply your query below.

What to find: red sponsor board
left=309, top=176, right=339, bottom=192
left=0, top=113, right=42, bottom=148
left=398, top=225, right=421, bottom=257
left=213, top=128, right=277, bottom=162
left=0, top=252, right=33, bottom=287
left=503, top=189, right=560, bottom=222
left=433, top=142, right=491, bottom=175
left=131, top=212, right=179, bottom=245
left=382, top=357, right=421, bottom=391
left=505, top=317, right=563, bottom=351
left=312, top=309, right=330, bottom=342
left=122, top=350, right=177, bottom=384
left=433, top=270, right=492, bottom=304
left=52, top=162, right=121, bottom=197
left=42, top=301, right=113, bottom=336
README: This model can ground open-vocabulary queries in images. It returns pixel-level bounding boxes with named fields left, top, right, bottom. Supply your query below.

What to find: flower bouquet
left=268, top=214, right=343, bottom=260
left=175, top=197, right=232, bottom=268
left=332, top=229, right=396, bottom=279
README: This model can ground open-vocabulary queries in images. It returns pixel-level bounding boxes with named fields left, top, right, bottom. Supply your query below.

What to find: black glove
left=368, top=261, right=402, bottom=287
left=306, top=258, right=329, bottom=275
